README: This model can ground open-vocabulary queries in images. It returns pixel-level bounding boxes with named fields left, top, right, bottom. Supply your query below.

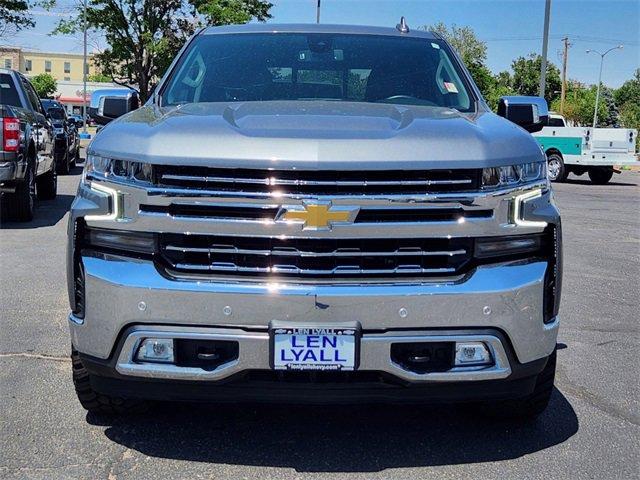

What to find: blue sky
left=8, top=0, right=639, bottom=87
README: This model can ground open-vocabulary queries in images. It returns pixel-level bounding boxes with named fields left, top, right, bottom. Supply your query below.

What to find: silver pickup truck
left=67, top=22, right=562, bottom=418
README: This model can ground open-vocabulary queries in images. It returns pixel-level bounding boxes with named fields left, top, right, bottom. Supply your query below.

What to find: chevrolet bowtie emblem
left=277, top=203, right=360, bottom=230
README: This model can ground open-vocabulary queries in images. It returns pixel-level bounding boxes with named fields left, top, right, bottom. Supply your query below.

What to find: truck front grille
left=154, top=166, right=481, bottom=196
left=158, top=234, right=473, bottom=278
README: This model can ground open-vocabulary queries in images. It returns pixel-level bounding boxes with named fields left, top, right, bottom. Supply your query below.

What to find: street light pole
left=587, top=45, right=623, bottom=128
left=316, top=0, right=320, bottom=24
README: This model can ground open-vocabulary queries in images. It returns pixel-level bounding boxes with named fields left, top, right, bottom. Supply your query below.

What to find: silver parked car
left=67, top=21, right=561, bottom=417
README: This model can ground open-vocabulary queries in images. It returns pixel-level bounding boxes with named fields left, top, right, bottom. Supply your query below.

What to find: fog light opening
left=136, top=338, right=175, bottom=364
left=454, top=342, right=492, bottom=367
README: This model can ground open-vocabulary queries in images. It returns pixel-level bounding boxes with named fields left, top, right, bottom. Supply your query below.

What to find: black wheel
left=5, top=160, right=35, bottom=222
left=56, top=150, right=70, bottom=175
left=36, top=169, right=57, bottom=200
left=71, top=348, right=148, bottom=415
left=547, top=153, right=568, bottom=182
left=480, top=350, right=556, bottom=420
left=588, top=167, right=614, bottom=185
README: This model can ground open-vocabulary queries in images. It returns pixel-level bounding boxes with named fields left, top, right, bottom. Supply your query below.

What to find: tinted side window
left=548, top=117, right=565, bottom=127
left=0, top=73, right=22, bottom=107
left=21, top=78, right=44, bottom=114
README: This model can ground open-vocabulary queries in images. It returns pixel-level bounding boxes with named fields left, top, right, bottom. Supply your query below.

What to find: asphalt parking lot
left=1, top=155, right=638, bottom=480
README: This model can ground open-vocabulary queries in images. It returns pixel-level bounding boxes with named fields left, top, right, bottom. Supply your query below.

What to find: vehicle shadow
left=564, top=176, right=638, bottom=187
left=92, top=388, right=578, bottom=472
left=0, top=193, right=75, bottom=229
left=0, top=164, right=82, bottom=229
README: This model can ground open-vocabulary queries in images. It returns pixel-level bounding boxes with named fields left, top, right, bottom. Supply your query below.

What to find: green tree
left=427, top=22, right=487, bottom=67
left=482, top=70, right=515, bottom=111
left=0, top=0, right=52, bottom=36
left=30, top=73, right=57, bottom=97
left=615, top=69, right=640, bottom=148
left=87, top=72, right=112, bottom=83
left=550, top=82, right=607, bottom=126
left=0, top=0, right=33, bottom=34
left=511, top=53, right=562, bottom=104
left=599, top=87, right=619, bottom=127
left=468, top=64, right=496, bottom=100
left=54, top=0, right=272, bottom=102
left=614, top=68, right=640, bottom=107
left=495, top=71, right=512, bottom=89
left=619, top=102, right=640, bottom=148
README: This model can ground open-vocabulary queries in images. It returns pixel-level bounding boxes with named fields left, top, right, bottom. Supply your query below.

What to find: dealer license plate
left=272, top=327, right=358, bottom=371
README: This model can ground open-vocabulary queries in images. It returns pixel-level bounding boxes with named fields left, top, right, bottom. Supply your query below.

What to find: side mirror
left=497, top=96, right=549, bottom=133
left=96, top=93, right=139, bottom=125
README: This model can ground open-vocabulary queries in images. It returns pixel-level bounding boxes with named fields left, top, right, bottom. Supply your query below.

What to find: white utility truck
left=534, top=114, right=638, bottom=184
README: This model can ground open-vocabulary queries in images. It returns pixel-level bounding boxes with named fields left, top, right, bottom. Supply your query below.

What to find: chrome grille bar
left=165, top=244, right=467, bottom=258
left=161, top=174, right=472, bottom=187
left=173, top=262, right=456, bottom=275
left=159, top=233, right=473, bottom=279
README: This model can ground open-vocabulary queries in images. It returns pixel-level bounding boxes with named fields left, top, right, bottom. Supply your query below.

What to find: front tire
left=71, top=348, right=148, bottom=415
left=547, top=153, right=568, bottom=182
left=481, top=350, right=556, bottom=419
left=588, top=167, right=614, bottom=185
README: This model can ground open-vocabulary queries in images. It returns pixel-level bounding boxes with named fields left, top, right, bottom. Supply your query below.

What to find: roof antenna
left=396, top=16, right=409, bottom=33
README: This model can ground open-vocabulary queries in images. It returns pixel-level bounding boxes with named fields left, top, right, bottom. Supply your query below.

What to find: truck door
left=20, top=76, right=54, bottom=174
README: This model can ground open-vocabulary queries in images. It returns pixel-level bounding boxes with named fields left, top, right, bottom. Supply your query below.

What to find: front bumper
left=69, top=252, right=558, bottom=384
left=79, top=332, right=550, bottom=404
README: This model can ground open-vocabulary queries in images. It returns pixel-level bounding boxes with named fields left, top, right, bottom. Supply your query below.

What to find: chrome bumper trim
left=115, top=327, right=511, bottom=383
left=68, top=254, right=559, bottom=365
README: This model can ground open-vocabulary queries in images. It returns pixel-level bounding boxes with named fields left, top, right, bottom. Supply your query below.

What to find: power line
left=483, top=34, right=638, bottom=46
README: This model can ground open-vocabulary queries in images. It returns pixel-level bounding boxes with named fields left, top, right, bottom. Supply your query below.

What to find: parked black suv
left=41, top=99, right=80, bottom=174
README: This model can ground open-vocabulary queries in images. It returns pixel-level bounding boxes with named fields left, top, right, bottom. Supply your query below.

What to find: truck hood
left=89, top=101, right=544, bottom=170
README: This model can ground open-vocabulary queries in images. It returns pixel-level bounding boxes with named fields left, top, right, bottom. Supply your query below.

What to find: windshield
left=162, top=33, right=473, bottom=111
left=48, top=108, right=65, bottom=120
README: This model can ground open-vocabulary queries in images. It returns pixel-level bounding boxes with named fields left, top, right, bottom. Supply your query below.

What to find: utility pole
left=316, top=0, right=320, bottom=24
left=539, top=0, right=552, bottom=98
left=81, top=0, right=88, bottom=138
left=560, top=37, right=570, bottom=115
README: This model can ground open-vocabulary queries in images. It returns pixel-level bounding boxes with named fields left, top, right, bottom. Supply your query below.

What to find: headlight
left=84, top=154, right=154, bottom=183
left=54, top=127, right=64, bottom=135
left=482, top=162, right=546, bottom=189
